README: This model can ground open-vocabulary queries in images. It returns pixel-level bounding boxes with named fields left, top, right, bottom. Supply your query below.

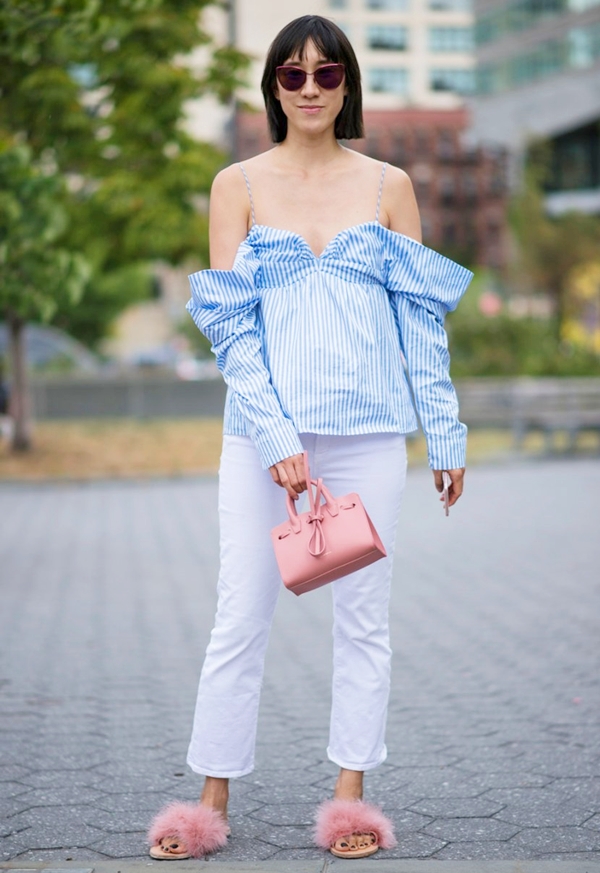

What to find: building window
left=437, top=129, right=456, bottom=161
left=328, top=0, right=347, bottom=7
left=430, top=68, right=475, bottom=94
left=476, top=24, right=600, bottom=93
left=391, top=131, right=406, bottom=161
left=366, top=0, right=409, bottom=10
left=429, top=0, right=472, bottom=11
left=440, top=174, right=457, bottom=206
left=442, top=220, right=457, bottom=246
left=415, top=129, right=431, bottom=153
left=549, top=121, right=600, bottom=190
left=476, top=0, right=600, bottom=47
left=429, top=27, right=474, bottom=52
left=368, top=25, right=409, bottom=50
left=463, top=171, right=478, bottom=202
left=369, top=67, right=409, bottom=93
left=415, top=179, right=430, bottom=203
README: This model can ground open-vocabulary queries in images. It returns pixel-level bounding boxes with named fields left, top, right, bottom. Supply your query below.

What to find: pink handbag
left=270, top=452, right=387, bottom=596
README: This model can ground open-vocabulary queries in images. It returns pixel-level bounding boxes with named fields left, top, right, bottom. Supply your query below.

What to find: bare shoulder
left=211, top=162, right=247, bottom=200
left=380, top=163, right=421, bottom=243
left=383, top=163, right=415, bottom=195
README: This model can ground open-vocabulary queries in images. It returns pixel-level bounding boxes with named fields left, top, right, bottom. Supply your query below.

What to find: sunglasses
left=275, top=63, right=345, bottom=91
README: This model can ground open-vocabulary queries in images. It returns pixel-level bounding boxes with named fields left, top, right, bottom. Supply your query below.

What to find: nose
left=300, top=73, right=320, bottom=97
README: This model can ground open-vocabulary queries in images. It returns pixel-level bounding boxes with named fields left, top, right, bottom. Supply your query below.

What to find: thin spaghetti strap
left=375, top=162, right=387, bottom=223
left=238, top=163, right=256, bottom=226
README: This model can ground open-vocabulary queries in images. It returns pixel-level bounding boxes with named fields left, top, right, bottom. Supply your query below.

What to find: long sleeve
left=385, top=234, right=473, bottom=470
left=187, top=241, right=303, bottom=469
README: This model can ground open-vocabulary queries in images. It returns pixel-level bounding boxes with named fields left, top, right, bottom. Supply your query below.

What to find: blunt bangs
left=261, top=16, right=364, bottom=143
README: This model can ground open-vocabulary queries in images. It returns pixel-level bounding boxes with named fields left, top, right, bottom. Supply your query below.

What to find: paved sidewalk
left=1, top=459, right=599, bottom=868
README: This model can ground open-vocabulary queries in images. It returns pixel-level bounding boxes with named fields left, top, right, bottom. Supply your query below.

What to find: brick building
left=236, top=106, right=509, bottom=269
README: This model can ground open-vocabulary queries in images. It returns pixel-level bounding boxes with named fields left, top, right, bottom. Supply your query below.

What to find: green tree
left=0, top=0, right=249, bottom=447
left=0, top=145, right=90, bottom=448
left=509, top=143, right=600, bottom=339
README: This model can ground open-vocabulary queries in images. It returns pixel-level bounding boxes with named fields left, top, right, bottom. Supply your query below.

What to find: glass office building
left=471, top=0, right=600, bottom=211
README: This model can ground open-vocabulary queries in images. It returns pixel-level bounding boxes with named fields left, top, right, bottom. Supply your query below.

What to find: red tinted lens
left=276, top=67, right=306, bottom=91
left=314, top=64, right=345, bottom=89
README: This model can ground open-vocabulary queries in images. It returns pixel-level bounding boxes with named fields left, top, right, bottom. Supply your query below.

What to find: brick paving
left=1, top=459, right=599, bottom=866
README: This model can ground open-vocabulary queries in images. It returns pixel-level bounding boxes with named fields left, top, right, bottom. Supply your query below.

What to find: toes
left=333, top=832, right=378, bottom=854
left=159, top=836, right=186, bottom=855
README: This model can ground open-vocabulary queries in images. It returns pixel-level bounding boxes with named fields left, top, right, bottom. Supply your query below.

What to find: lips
left=298, top=106, right=323, bottom=114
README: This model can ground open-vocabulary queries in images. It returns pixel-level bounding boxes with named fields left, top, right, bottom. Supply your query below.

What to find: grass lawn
left=0, top=418, right=597, bottom=482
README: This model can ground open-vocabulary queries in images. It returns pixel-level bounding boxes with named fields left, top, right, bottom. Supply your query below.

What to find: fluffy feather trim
left=148, top=802, right=228, bottom=858
left=314, top=799, right=396, bottom=850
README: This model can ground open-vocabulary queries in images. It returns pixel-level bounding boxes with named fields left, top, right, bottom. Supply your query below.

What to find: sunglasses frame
left=275, top=63, right=346, bottom=92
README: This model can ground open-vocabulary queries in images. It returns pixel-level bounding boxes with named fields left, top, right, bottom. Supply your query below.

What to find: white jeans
left=187, top=432, right=407, bottom=778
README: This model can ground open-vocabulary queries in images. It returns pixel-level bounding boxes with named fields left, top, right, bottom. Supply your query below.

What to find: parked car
left=0, top=324, right=102, bottom=374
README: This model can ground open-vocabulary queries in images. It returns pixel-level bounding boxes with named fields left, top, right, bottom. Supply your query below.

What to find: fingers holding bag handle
left=269, top=452, right=308, bottom=500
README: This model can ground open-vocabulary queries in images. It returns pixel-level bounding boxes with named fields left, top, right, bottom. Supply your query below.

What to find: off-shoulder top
left=187, top=171, right=473, bottom=471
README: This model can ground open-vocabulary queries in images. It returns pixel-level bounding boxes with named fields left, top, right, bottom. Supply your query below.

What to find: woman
left=148, top=14, right=472, bottom=861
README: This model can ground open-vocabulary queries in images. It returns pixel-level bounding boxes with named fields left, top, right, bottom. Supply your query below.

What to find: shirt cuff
left=426, top=425, right=467, bottom=470
left=252, top=418, right=305, bottom=470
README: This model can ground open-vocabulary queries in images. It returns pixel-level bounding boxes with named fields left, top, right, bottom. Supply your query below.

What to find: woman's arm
left=187, top=165, right=305, bottom=494
left=382, top=165, right=465, bottom=507
left=380, top=166, right=422, bottom=243
left=208, top=166, right=306, bottom=498
left=209, top=165, right=253, bottom=269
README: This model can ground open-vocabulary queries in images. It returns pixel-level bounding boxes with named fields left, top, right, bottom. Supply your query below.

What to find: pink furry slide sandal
left=314, top=799, right=397, bottom=859
left=148, top=802, right=229, bottom=860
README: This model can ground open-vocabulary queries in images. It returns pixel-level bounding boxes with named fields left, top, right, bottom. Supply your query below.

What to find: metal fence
left=29, top=375, right=600, bottom=447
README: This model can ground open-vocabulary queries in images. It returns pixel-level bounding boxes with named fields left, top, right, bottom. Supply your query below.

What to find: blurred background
left=1, top=0, right=599, bottom=478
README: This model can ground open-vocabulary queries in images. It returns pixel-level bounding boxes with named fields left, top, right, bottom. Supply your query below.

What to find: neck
left=276, top=128, right=344, bottom=171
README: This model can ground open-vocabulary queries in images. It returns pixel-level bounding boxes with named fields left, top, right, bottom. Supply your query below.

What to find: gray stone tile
left=4, top=848, right=108, bottom=862
left=511, top=826, right=600, bottom=852
left=249, top=803, right=315, bottom=826
left=0, top=836, right=30, bottom=860
left=87, top=833, right=147, bottom=858
left=82, top=809, right=151, bottom=833
left=384, top=832, right=447, bottom=858
left=0, top=782, right=32, bottom=800
left=2, top=463, right=600, bottom=863
left=407, top=798, right=505, bottom=817
left=434, top=839, right=537, bottom=860
left=4, top=808, right=104, bottom=849
left=217, top=840, right=281, bottom=861
left=94, top=791, right=181, bottom=813
left=535, top=851, right=600, bottom=860
left=496, top=804, right=596, bottom=827
left=462, top=772, right=554, bottom=790
left=269, top=847, right=325, bottom=860
left=422, top=818, right=521, bottom=841
left=0, top=765, right=31, bottom=782
left=6, top=787, right=106, bottom=809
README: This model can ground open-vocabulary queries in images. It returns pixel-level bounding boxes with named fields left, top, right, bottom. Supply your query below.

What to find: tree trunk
left=7, top=313, right=32, bottom=451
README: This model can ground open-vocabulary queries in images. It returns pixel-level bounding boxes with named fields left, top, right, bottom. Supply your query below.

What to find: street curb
left=3, top=862, right=600, bottom=873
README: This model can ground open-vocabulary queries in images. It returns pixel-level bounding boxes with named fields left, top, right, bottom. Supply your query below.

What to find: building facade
left=237, top=107, right=508, bottom=268
left=469, top=0, right=600, bottom=213
left=233, top=0, right=475, bottom=110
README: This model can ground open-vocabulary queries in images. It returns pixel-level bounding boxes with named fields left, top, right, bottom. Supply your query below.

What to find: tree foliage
left=509, top=142, right=600, bottom=338
left=0, top=0, right=249, bottom=345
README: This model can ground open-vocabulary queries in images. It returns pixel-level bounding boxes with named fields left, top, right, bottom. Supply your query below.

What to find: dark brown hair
left=261, top=15, right=364, bottom=143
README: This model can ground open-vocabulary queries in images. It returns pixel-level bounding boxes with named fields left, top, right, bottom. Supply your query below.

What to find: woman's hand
left=433, top=468, right=465, bottom=508
left=269, top=453, right=307, bottom=499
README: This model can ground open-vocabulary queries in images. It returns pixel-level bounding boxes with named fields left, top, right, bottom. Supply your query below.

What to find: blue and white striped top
left=187, top=167, right=473, bottom=471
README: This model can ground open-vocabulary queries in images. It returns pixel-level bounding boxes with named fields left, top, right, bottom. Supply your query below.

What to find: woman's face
left=274, top=39, right=347, bottom=138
